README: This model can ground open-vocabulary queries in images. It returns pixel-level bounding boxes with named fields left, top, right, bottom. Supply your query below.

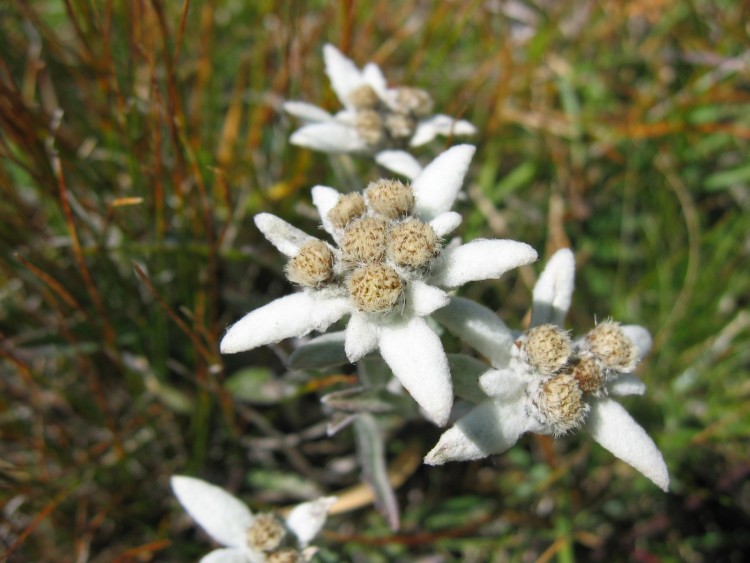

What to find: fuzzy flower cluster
left=427, top=249, right=669, bottom=491
left=220, top=145, right=537, bottom=426
left=285, top=44, right=476, bottom=155
left=171, top=476, right=336, bottom=563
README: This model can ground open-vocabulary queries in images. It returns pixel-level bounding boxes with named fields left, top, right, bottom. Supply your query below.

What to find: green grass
left=2, top=0, right=749, bottom=561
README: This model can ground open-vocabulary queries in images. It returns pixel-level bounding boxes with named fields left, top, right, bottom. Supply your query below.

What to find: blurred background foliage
left=1, top=0, right=749, bottom=561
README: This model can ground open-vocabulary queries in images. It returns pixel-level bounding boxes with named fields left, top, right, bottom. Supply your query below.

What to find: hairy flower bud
left=384, top=111, right=416, bottom=139
left=387, top=218, right=440, bottom=270
left=348, top=264, right=404, bottom=313
left=365, top=179, right=415, bottom=219
left=392, top=87, right=434, bottom=117
left=267, top=549, right=303, bottom=563
left=341, top=216, right=389, bottom=264
left=328, top=193, right=366, bottom=229
left=286, top=240, right=334, bottom=288
left=355, top=109, right=384, bottom=146
left=246, top=513, right=286, bottom=552
left=536, top=373, right=590, bottom=437
left=569, top=353, right=605, bottom=395
left=348, top=84, right=381, bottom=110
left=586, top=321, right=638, bottom=371
left=523, top=324, right=572, bottom=375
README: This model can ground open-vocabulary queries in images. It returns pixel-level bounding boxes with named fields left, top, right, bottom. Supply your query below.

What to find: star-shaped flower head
left=425, top=248, right=670, bottom=491
left=284, top=44, right=476, bottom=154
left=220, top=145, right=537, bottom=426
left=171, top=475, right=336, bottom=563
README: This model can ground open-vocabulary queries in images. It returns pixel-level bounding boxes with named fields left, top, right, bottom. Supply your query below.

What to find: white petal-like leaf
left=286, top=496, right=337, bottom=547
left=375, top=150, right=423, bottom=180
left=407, top=280, right=449, bottom=317
left=621, top=325, right=653, bottom=361
left=290, top=122, right=368, bottom=153
left=412, top=145, right=475, bottom=221
left=430, top=239, right=538, bottom=289
left=429, top=212, right=462, bottom=237
left=345, top=313, right=379, bottom=362
left=585, top=398, right=669, bottom=491
left=254, top=213, right=315, bottom=258
left=424, top=400, right=528, bottom=464
left=432, top=296, right=514, bottom=368
left=447, top=353, right=492, bottom=403
left=220, top=293, right=350, bottom=354
left=530, top=248, right=575, bottom=327
left=410, top=115, right=477, bottom=147
left=283, top=101, right=332, bottom=123
left=608, top=374, right=647, bottom=396
left=170, top=476, right=253, bottom=549
left=311, top=185, right=341, bottom=236
left=378, top=317, right=453, bottom=426
left=323, top=44, right=365, bottom=107
left=362, top=63, right=388, bottom=99
left=478, top=367, right=527, bottom=400
left=200, top=548, right=259, bottom=563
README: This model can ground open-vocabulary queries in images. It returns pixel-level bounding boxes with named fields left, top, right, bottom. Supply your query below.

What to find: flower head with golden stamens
left=284, top=44, right=476, bottom=156
left=220, top=146, right=538, bottom=426
left=426, top=249, right=670, bottom=491
left=170, top=476, right=336, bottom=563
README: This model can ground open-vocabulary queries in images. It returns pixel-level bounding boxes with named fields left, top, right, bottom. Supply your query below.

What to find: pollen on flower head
left=365, top=178, right=415, bottom=219
left=285, top=240, right=334, bottom=288
left=328, top=192, right=366, bottom=229
left=392, top=87, right=434, bottom=117
left=355, top=109, right=384, bottom=146
left=387, top=218, right=441, bottom=270
left=384, top=111, right=416, bottom=139
left=569, top=353, right=605, bottom=395
left=348, top=84, right=381, bottom=110
left=267, top=548, right=303, bottom=563
left=341, top=216, right=389, bottom=264
left=536, top=372, right=590, bottom=437
left=523, top=324, right=572, bottom=375
left=348, top=264, right=404, bottom=313
left=586, top=321, right=638, bottom=371
left=246, top=513, right=286, bottom=552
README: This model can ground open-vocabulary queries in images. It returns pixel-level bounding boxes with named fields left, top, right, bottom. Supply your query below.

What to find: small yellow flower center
left=328, top=192, right=366, bottom=229
left=365, top=179, right=415, bottom=219
left=348, top=264, right=405, bottom=313
left=340, top=216, right=389, bottom=264
left=523, top=324, right=572, bottom=375
left=568, top=353, right=605, bottom=395
left=348, top=84, right=381, bottom=110
left=383, top=111, right=416, bottom=139
left=355, top=109, right=384, bottom=146
left=266, top=548, right=302, bottom=563
left=392, top=87, right=434, bottom=117
left=586, top=321, right=637, bottom=371
left=536, top=373, right=589, bottom=437
left=285, top=240, right=334, bottom=288
left=387, top=218, right=440, bottom=270
left=246, top=513, right=286, bottom=552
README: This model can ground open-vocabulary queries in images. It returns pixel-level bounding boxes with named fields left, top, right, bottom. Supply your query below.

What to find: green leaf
left=224, top=367, right=296, bottom=404
left=322, top=387, right=416, bottom=416
left=288, top=331, right=349, bottom=369
left=354, top=413, right=400, bottom=531
left=448, top=353, right=491, bottom=403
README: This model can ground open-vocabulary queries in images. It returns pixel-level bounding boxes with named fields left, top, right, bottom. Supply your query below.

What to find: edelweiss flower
left=220, top=145, right=537, bottom=426
left=425, top=249, right=670, bottom=491
left=171, top=475, right=336, bottom=563
left=284, top=44, right=476, bottom=154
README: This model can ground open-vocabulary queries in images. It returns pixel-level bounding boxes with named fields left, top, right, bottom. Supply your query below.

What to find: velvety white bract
left=284, top=44, right=476, bottom=155
left=220, top=146, right=538, bottom=426
left=426, top=249, right=670, bottom=492
left=170, top=475, right=335, bottom=562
